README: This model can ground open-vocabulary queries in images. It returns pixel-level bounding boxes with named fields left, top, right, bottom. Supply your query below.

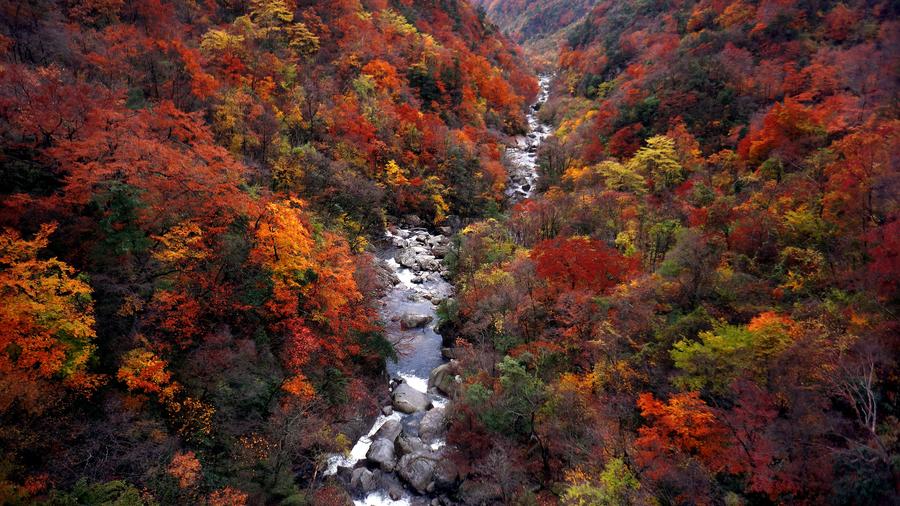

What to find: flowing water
left=329, top=75, right=552, bottom=505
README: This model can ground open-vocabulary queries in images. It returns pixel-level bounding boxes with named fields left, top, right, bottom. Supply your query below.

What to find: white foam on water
left=398, top=373, right=428, bottom=393
left=324, top=411, right=402, bottom=476
left=354, top=491, right=411, bottom=506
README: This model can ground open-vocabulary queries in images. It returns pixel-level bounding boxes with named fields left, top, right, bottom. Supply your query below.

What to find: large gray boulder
left=366, top=438, right=396, bottom=472
left=396, top=434, right=427, bottom=457
left=427, top=362, right=457, bottom=396
left=350, top=467, right=378, bottom=493
left=392, top=383, right=431, bottom=413
left=397, top=452, right=437, bottom=494
left=419, top=407, right=447, bottom=443
left=374, top=419, right=402, bottom=443
left=400, top=313, right=433, bottom=330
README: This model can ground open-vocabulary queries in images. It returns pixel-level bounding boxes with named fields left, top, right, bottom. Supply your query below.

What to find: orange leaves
left=635, top=391, right=738, bottom=479
left=738, top=99, right=825, bottom=164
left=168, top=451, right=202, bottom=489
left=252, top=199, right=315, bottom=292
left=281, top=374, right=316, bottom=400
left=362, top=59, right=402, bottom=92
left=0, top=223, right=101, bottom=414
left=117, top=348, right=177, bottom=398
left=207, top=487, right=249, bottom=506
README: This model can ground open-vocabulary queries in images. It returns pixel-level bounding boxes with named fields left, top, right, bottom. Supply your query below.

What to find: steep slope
left=443, top=0, right=899, bottom=504
left=473, top=0, right=598, bottom=65
left=0, top=0, right=535, bottom=503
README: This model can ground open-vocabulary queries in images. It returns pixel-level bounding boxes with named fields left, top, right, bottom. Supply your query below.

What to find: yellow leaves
left=383, top=160, right=410, bottom=187
left=152, top=222, right=208, bottom=265
left=432, top=193, right=449, bottom=224
left=199, top=29, right=245, bottom=54
left=0, top=223, right=99, bottom=413
left=378, top=9, right=418, bottom=38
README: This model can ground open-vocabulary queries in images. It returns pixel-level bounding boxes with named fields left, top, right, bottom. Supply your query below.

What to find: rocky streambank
left=331, top=76, right=552, bottom=506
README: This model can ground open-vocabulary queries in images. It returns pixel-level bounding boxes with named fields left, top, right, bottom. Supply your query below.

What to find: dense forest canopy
left=0, top=0, right=898, bottom=504
left=445, top=0, right=899, bottom=504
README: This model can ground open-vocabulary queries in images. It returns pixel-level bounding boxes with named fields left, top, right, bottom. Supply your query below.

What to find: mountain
left=472, top=0, right=598, bottom=66
left=0, top=0, right=535, bottom=502
left=443, top=0, right=900, bottom=504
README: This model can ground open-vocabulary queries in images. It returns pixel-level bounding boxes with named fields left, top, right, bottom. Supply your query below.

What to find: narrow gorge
left=329, top=76, right=554, bottom=506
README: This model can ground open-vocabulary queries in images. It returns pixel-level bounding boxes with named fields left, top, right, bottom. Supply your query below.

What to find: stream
left=327, top=75, right=552, bottom=506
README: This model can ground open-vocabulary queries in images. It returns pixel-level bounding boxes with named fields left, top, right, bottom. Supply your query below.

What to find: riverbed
left=331, top=75, right=553, bottom=506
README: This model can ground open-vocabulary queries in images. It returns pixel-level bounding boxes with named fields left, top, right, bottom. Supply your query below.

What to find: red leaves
left=531, top=236, right=637, bottom=293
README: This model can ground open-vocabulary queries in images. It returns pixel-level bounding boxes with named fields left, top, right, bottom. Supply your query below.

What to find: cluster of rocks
left=389, top=226, right=453, bottom=282
left=341, top=378, right=459, bottom=504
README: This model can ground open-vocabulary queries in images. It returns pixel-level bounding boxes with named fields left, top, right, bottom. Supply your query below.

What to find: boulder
left=366, top=438, right=396, bottom=472
left=431, top=244, right=450, bottom=258
left=397, top=452, right=437, bottom=494
left=402, top=215, right=423, bottom=227
left=392, top=383, right=431, bottom=413
left=419, top=407, right=446, bottom=442
left=381, top=405, right=393, bottom=416
left=374, top=419, right=402, bottom=443
left=350, top=467, right=378, bottom=493
left=427, top=362, right=457, bottom=396
left=400, top=313, right=433, bottom=330
left=396, top=434, right=427, bottom=457
left=395, top=249, right=418, bottom=269
left=432, top=458, right=460, bottom=491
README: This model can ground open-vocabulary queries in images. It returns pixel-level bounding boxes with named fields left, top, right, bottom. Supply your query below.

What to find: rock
left=398, top=452, right=437, bottom=494
left=400, top=313, right=433, bottom=330
left=366, top=438, right=396, bottom=472
left=389, top=486, right=403, bottom=500
left=428, top=362, right=457, bottom=396
left=392, top=383, right=431, bottom=413
left=396, top=434, right=427, bottom=457
left=521, top=184, right=531, bottom=192
left=419, top=407, right=446, bottom=442
left=432, top=458, right=459, bottom=491
left=395, top=249, right=418, bottom=269
left=438, top=226, right=452, bottom=235
left=374, top=419, right=402, bottom=442
left=420, top=257, right=442, bottom=271
left=431, top=244, right=450, bottom=258
left=381, top=405, right=393, bottom=416
left=441, top=347, right=457, bottom=360
left=350, top=467, right=378, bottom=493
left=403, top=215, right=423, bottom=227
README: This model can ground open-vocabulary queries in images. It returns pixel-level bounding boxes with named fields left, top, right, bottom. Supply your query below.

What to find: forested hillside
left=0, top=0, right=534, bottom=503
left=472, top=0, right=598, bottom=65
left=446, top=0, right=899, bottom=504
left=2, top=0, right=898, bottom=504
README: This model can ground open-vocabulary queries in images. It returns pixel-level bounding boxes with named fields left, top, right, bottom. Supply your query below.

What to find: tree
left=0, top=223, right=101, bottom=415
left=626, top=135, right=684, bottom=193
left=563, top=458, right=642, bottom=506
left=531, top=236, right=636, bottom=293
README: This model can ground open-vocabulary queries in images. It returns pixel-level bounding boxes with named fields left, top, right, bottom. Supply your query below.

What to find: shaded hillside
left=0, top=0, right=535, bottom=503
